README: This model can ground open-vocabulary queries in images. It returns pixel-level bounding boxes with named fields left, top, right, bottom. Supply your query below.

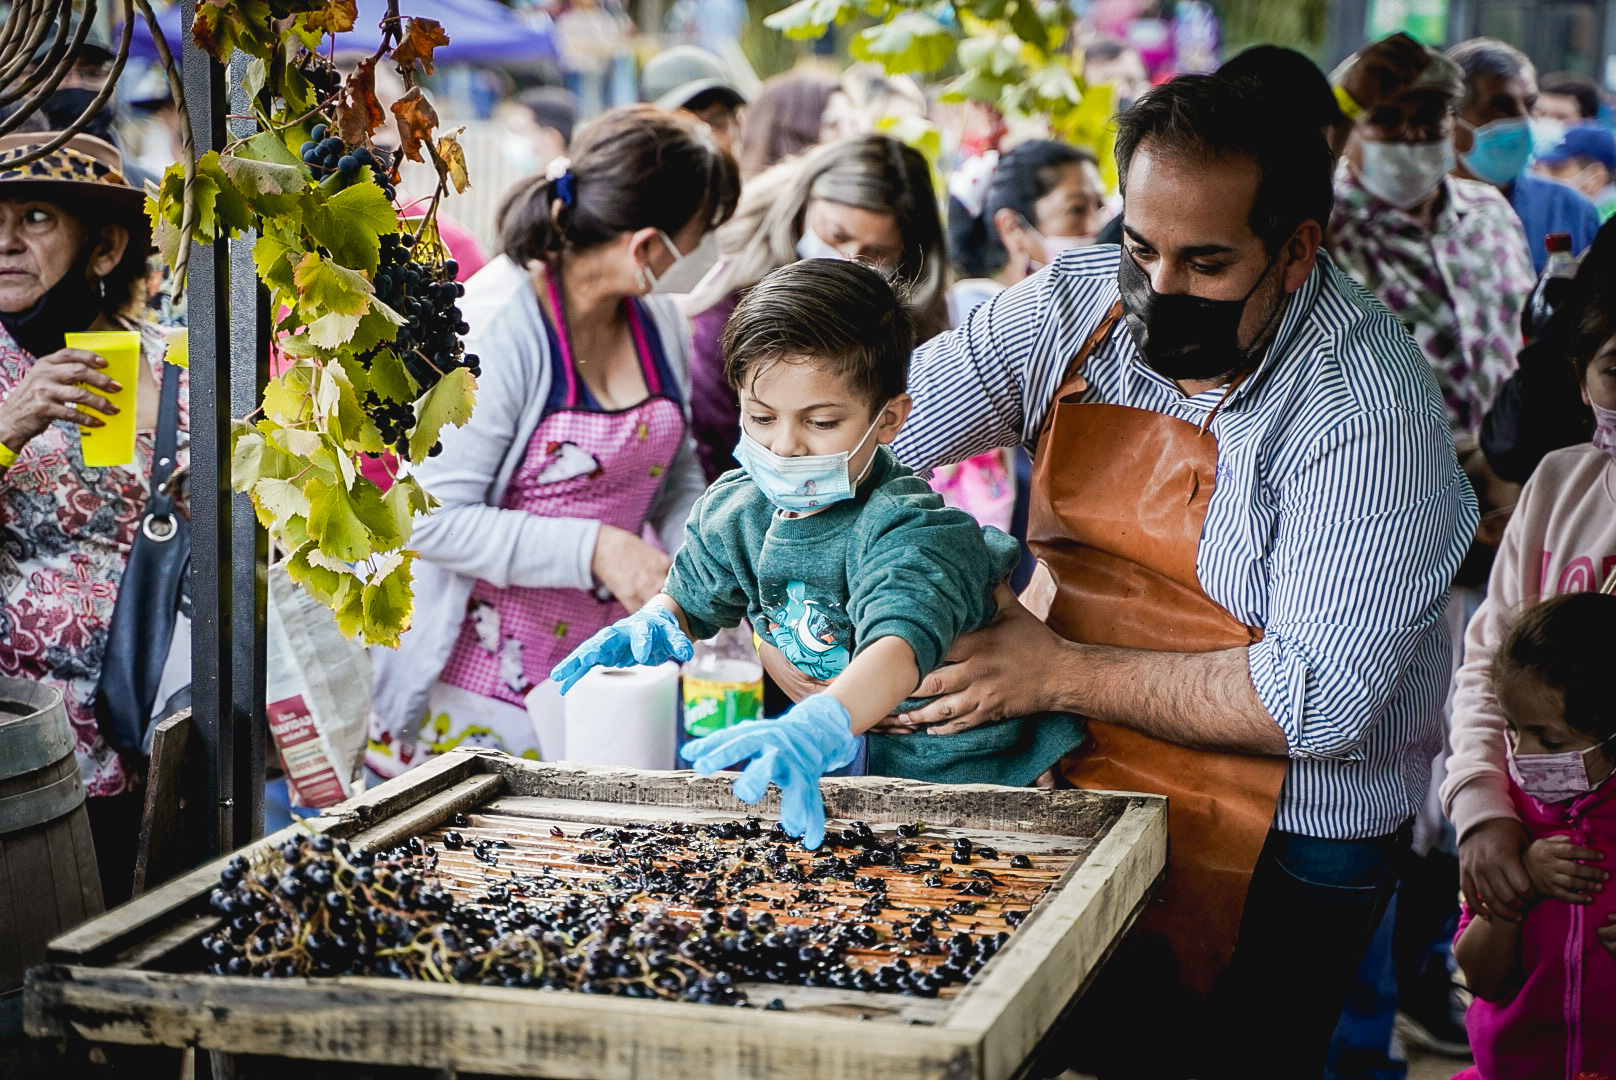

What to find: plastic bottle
left=1521, top=231, right=1578, bottom=341
left=680, top=627, right=763, bottom=736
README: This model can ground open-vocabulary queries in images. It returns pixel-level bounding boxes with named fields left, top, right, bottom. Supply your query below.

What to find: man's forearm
left=1052, top=642, right=1290, bottom=756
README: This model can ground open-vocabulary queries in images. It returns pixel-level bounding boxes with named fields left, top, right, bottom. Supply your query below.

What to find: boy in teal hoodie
left=551, top=259, right=1083, bottom=847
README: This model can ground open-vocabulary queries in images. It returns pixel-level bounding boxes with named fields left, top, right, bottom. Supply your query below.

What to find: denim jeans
left=1208, top=822, right=1412, bottom=1079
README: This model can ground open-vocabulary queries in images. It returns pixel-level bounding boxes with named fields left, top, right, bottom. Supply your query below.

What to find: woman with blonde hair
left=684, top=133, right=947, bottom=482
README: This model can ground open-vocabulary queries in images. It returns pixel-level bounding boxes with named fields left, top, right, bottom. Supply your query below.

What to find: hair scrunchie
left=545, top=155, right=575, bottom=207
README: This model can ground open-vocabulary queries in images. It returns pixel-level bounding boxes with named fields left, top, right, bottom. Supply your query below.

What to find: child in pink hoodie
left=1453, top=592, right=1616, bottom=1080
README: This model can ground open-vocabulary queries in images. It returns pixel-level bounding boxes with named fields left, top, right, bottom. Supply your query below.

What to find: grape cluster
left=358, top=232, right=480, bottom=457
left=300, top=124, right=396, bottom=202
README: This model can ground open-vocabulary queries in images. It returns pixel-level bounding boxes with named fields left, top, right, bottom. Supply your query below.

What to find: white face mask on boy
left=795, top=225, right=849, bottom=262
left=1357, top=139, right=1455, bottom=209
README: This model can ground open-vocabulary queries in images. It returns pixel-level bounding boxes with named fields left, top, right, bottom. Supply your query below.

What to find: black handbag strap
left=146, top=361, right=182, bottom=527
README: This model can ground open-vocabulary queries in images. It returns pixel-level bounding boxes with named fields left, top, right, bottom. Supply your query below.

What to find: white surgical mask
left=1592, top=401, right=1616, bottom=461
left=795, top=225, right=849, bottom=262
left=1532, top=117, right=1569, bottom=156
left=639, top=229, right=686, bottom=293
left=733, top=410, right=885, bottom=513
left=1358, top=139, right=1455, bottom=209
left=1507, top=734, right=1615, bottom=803
left=1015, top=213, right=1096, bottom=271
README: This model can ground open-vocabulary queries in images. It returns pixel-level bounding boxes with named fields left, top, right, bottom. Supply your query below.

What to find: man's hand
left=1460, top=817, right=1534, bottom=921
left=1523, top=835, right=1607, bottom=904
left=1339, top=32, right=1430, bottom=114
left=756, top=638, right=830, bottom=705
left=901, top=585, right=1070, bottom=733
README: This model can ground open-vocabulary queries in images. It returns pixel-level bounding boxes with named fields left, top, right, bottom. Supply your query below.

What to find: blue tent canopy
left=127, top=0, right=558, bottom=67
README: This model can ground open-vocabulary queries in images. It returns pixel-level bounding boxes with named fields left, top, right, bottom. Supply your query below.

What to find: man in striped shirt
left=890, top=75, right=1477, bottom=1076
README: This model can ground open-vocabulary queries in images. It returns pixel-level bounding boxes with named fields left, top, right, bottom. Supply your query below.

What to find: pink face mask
left=1506, top=735, right=1616, bottom=804
left=1592, top=401, right=1616, bottom=460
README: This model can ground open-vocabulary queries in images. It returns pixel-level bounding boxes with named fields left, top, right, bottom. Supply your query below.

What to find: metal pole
left=183, top=0, right=266, bottom=858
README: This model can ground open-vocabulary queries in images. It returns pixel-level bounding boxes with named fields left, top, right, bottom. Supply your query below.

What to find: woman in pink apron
left=367, top=106, right=741, bottom=776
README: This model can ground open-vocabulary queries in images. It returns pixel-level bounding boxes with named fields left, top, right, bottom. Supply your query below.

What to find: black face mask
left=1117, top=248, right=1285, bottom=382
left=0, top=253, right=100, bottom=359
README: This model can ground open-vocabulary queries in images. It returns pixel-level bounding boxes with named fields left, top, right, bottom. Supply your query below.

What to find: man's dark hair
left=722, top=260, right=914, bottom=414
left=1541, top=72, right=1602, bottom=119
left=1218, top=45, right=1345, bottom=131
left=1114, top=74, right=1332, bottom=254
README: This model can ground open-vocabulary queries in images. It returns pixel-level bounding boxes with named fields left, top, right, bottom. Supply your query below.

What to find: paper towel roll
left=561, top=662, right=679, bottom=769
left=524, top=680, right=566, bottom=760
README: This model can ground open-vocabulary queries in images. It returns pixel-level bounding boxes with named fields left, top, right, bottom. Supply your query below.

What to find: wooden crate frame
left=26, top=748, right=1166, bottom=1080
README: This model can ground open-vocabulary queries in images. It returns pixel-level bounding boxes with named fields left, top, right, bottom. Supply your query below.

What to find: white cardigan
left=370, top=255, right=705, bottom=738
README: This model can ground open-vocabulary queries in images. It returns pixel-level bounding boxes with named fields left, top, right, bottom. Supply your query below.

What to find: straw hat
left=0, top=132, right=151, bottom=254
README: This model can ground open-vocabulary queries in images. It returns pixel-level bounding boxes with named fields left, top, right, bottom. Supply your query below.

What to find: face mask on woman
left=1507, top=732, right=1616, bottom=803
left=1591, top=401, right=1616, bottom=460
left=1358, top=139, right=1455, bottom=209
left=1016, top=213, right=1096, bottom=272
left=1459, top=116, right=1535, bottom=187
left=0, top=248, right=99, bottom=359
left=795, top=225, right=848, bottom=262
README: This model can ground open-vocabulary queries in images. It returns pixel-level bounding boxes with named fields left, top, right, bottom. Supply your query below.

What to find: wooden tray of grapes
left=25, top=747, right=1166, bottom=1080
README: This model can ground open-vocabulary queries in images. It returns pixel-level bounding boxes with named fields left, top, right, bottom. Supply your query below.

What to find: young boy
left=550, top=260, right=1083, bottom=847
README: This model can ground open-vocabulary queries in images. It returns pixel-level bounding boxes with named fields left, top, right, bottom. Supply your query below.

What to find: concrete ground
left=1406, top=1047, right=1469, bottom=1079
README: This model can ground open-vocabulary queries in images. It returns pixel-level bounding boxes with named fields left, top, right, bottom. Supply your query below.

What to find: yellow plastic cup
left=63, top=330, right=140, bottom=468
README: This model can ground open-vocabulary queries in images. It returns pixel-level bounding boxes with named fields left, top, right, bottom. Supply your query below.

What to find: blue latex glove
left=549, top=604, right=694, bottom=693
left=680, top=694, right=859, bottom=850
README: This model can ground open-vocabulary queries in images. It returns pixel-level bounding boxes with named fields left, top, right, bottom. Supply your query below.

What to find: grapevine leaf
left=391, top=18, right=452, bottom=75
left=314, top=365, right=343, bottom=420
left=231, top=429, right=266, bottom=491
left=286, top=543, right=349, bottom=606
left=1027, top=62, right=1080, bottom=106
left=241, top=57, right=268, bottom=103
left=192, top=0, right=275, bottom=62
left=268, top=426, right=323, bottom=458
left=851, top=13, right=956, bottom=74
left=335, top=55, right=386, bottom=146
left=347, top=302, right=406, bottom=354
left=333, top=368, right=386, bottom=455
left=196, top=151, right=254, bottom=239
left=307, top=478, right=378, bottom=561
left=763, top=0, right=856, bottom=39
left=361, top=551, right=414, bottom=648
left=938, top=69, right=1010, bottom=105
left=293, top=252, right=372, bottom=318
left=382, top=476, right=427, bottom=543
left=303, top=0, right=360, bottom=34
left=306, top=180, right=398, bottom=274
left=306, top=309, right=364, bottom=351
left=369, top=347, right=418, bottom=403
left=390, top=88, right=439, bottom=164
left=252, top=476, right=313, bottom=525
left=252, top=230, right=300, bottom=297
left=407, top=366, right=476, bottom=462
left=437, top=131, right=471, bottom=194
left=220, top=137, right=307, bottom=216
left=263, top=363, right=315, bottom=424
left=333, top=574, right=368, bottom=638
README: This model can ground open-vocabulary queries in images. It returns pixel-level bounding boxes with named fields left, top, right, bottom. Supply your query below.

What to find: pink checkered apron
left=424, top=289, right=685, bottom=762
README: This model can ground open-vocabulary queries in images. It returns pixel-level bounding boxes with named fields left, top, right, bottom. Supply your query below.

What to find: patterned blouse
left=0, top=323, right=187, bottom=796
left=1329, top=169, right=1536, bottom=436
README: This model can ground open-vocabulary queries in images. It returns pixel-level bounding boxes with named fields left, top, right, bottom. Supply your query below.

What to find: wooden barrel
left=0, top=678, right=103, bottom=1014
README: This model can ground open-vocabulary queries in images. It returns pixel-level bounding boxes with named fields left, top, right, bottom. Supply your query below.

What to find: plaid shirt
left=1329, top=170, right=1535, bottom=436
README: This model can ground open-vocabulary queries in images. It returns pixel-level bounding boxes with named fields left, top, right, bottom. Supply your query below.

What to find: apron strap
left=543, top=267, right=582, bottom=409
left=624, top=300, right=663, bottom=397
left=1037, top=301, right=1123, bottom=448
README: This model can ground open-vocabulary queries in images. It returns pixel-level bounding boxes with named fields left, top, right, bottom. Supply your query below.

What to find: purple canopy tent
left=126, top=0, right=559, bottom=66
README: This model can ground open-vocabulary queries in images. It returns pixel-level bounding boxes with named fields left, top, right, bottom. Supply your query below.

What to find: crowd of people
left=2, top=10, right=1615, bottom=1080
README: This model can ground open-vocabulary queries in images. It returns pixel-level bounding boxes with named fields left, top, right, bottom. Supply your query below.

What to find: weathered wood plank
left=25, top=966, right=977, bottom=1080
left=342, top=774, right=505, bottom=855
left=134, top=711, right=194, bottom=897
left=945, top=798, right=1169, bottom=1080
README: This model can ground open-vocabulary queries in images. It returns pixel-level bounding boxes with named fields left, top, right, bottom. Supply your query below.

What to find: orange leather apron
left=1024, top=304, right=1287, bottom=997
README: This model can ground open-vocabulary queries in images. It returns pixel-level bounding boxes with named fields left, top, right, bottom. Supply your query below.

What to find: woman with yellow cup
left=0, top=132, right=185, bottom=907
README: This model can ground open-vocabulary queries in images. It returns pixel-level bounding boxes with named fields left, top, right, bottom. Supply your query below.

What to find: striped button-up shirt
left=893, top=246, right=1478, bottom=840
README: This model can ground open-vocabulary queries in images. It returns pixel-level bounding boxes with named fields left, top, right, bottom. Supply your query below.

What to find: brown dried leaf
left=390, top=88, right=439, bottom=164
left=303, top=0, right=360, bottom=35
left=436, top=131, right=470, bottom=194
left=391, top=18, right=452, bottom=76
left=334, top=56, right=385, bottom=147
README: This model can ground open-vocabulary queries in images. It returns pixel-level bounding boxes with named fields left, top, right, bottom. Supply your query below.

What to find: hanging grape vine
left=147, top=0, right=476, bottom=647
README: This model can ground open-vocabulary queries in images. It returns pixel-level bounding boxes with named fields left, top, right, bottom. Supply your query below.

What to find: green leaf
left=286, top=542, right=354, bottom=606
left=1027, top=62, right=1081, bottom=106
left=306, top=180, right=399, bottom=275
left=332, top=574, right=368, bottom=638
left=252, top=476, right=313, bottom=526
left=938, top=69, right=1010, bottom=106
left=267, top=426, right=323, bottom=458
left=220, top=133, right=308, bottom=216
left=380, top=479, right=418, bottom=547
left=852, top=13, right=956, bottom=74
left=262, top=362, right=315, bottom=424
left=231, top=429, right=265, bottom=491
left=306, top=478, right=368, bottom=562
left=361, top=551, right=414, bottom=648
left=195, top=151, right=254, bottom=239
left=306, top=309, right=364, bottom=351
left=407, top=367, right=477, bottom=462
left=280, top=514, right=310, bottom=551
left=346, top=302, right=406, bottom=355
left=253, top=229, right=300, bottom=297
left=241, top=56, right=268, bottom=102
left=333, top=368, right=386, bottom=455
left=293, top=252, right=372, bottom=318
left=763, top=0, right=856, bottom=39
left=369, top=347, right=418, bottom=403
